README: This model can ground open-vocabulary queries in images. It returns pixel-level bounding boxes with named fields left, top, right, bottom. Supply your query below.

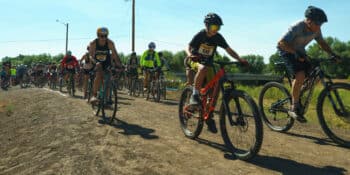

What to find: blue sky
left=1, top=0, right=349, bottom=63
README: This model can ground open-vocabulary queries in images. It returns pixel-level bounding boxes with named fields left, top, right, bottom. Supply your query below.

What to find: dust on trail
left=0, top=87, right=349, bottom=175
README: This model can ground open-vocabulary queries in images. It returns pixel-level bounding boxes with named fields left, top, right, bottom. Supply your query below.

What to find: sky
left=0, top=0, right=349, bottom=63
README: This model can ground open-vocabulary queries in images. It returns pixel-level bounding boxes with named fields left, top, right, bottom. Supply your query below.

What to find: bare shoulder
left=107, top=39, right=115, bottom=47
left=89, top=40, right=96, bottom=48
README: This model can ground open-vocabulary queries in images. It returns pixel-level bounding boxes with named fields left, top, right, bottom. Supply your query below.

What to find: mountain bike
left=128, top=74, right=142, bottom=97
left=259, top=57, right=350, bottom=147
left=92, top=67, right=122, bottom=124
left=48, top=71, right=58, bottom=89
left=159, top=69, right=168, bottom=100
left=66, top=71, right=75, bottom=96
left=146, top=68, right=161, bottom=102
left=179, top=61, right=263, bottom=160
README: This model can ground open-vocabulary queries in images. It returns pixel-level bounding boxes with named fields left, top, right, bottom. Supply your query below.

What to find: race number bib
left=96, top=54, right=107, bottom=61
left=198, top=44, right=215, bottom=57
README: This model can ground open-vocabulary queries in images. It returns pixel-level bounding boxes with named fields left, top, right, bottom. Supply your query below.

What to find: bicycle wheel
left=108, top=81, right=118, bottom=124
left=134, top=79, right=141, bottom=97
left=178, top=87, right=204, bottom=139
left=220, top=90, right=263, bottom=160
left=259, top=82, right=294, bottom=132
left=154, top=81, right=161, bottom=102
left=317, top=83, right=350, bottom=147
left=70, top=74, right=75, bottom=96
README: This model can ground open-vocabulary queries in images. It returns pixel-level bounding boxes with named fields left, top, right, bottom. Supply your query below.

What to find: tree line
left=1, top=37, right=349, bottom=78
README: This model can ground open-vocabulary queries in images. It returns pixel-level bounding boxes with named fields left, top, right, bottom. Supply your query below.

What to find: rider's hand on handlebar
left=331, top=54, right=342, bottom=63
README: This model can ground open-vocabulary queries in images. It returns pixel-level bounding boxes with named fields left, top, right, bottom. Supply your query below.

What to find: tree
left=240, top=55, right=265, bottom=74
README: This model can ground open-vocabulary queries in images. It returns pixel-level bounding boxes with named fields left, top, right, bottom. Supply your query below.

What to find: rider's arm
left=140, top=51, right=147, bottom=67
left=88, top=41, right=96, bottom=60
left=225, top=47, right=243, bottom=61
left=316, top=37, right=335, bottom=56
left=79, top=55, right=86, bottom=65
left=186, top=45, right=193, bottom=56
left=108, top=40, right=122, bottom=67
left=73, top=56, right=79, bottom=67
left=155, top=52, right=161, bottom=68
left=278, top=40, right=297, bottom=54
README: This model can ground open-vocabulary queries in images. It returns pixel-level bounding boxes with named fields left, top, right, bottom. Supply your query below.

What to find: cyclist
left=1, top=61, right=11, bottom=87
left=277, top=6, right=341, bottom=122
left=61, top=51, right=79, bottom=92
left=140, top=42, right=161, bottom=91
left=126, top=52, right=139, bottom=95
left=186, top=13, right=248, bottom=133
left=10, top=65, right=17, bottom=86
left=48, top=62, right=58, bottom=87
left=16, top=64, right=27, bottom=86
left=89, top=27, right=122, bottom=103
left=80, top=46, right=94, bottom=98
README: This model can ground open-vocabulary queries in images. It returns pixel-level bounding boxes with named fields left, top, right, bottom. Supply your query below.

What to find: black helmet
left=305, top=6, right=328, bottom=25
left=204, top=13, right=223, bottom=26
left=158, top=52, right=163, bottom=57
left=148, top=42, right=156, bottom=49
left=131, top=51, right=136, bottom=56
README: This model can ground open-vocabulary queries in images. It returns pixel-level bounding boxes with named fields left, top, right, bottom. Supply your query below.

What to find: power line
left=0, top=35, right=129, bottom=44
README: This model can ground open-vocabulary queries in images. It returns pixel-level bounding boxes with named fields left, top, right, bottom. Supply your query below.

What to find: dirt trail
left=0, top=88, right=349, bottom=175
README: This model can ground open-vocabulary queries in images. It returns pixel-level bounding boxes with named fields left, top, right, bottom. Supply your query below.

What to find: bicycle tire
left=317, top=83, right=350, bottom=147
left=178, top=87, right=204, bottom=139
left=220, top=90, right=263, bottom=160
left=258, top=82, right=294, bottom=132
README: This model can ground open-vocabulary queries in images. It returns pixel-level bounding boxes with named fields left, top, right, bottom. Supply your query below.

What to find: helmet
left=204, top=13, right=223, bottom=26
left=305, top=6, right=327, bottom=25
left=131, top=51, right=136, bottom=56
left=67, top=50, right=72, bottom=56
left=158, top=52, right=163, bottom=57
left=97, top=27, right=109, bottom=36
left=148, top=42, right=156, bottom=49
left=87, top=46, right=90, bottom=51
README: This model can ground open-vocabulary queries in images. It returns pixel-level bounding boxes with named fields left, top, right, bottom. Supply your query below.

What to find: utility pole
left=56, top=19, right=69, bottom=54
left=65, top=23, right=69, bottom=54
left=131, top=0, right=135, bottom=52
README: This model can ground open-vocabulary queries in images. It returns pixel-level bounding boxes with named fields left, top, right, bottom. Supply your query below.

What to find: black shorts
left=83, top=68, right=94, bottom=75
left=279, top=51, right=311, bottom=77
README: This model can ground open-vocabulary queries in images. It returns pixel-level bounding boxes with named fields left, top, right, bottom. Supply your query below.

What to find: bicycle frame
left=275, top=58, right=347, bottom=116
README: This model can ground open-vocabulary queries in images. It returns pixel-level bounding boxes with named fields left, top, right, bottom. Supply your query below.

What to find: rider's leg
left=92, top=63, right=103, bottom=101
left=190, top=63, right=207, bottom=105
left=83, top=73, right=89, bottom=96
left=291, top=71, right=305, bottom=106
left=143, top=70, right=150, bottom=90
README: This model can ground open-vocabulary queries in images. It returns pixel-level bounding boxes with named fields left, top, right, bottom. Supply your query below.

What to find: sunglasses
left=209, top=25, right=220, bottom=32
left=98, top=35, right=107, bottom=38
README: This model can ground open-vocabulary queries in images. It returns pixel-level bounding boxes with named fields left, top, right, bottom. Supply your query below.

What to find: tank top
left=94, top=39, right=111, bottom=63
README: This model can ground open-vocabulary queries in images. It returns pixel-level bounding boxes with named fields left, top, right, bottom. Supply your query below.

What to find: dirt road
left=0, top=88, right=349, bottom=175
